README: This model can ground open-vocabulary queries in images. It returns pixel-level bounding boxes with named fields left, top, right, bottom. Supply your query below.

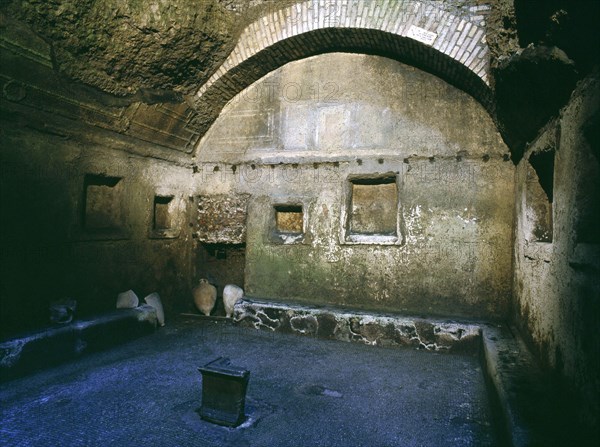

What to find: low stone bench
left=233, top=298, right=481, bottom=353
left=0, top=305, right=157, bottom=381
left=481, top=324, right=590, bottom=447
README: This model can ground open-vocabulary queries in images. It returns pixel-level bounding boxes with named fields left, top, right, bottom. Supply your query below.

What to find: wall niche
left=275, top=205, right=303, bottom=233
left=154, top=196, right=173, bottom=230
left=343, top=174, right=402, bottom=244
left=525, top=149, right=555, bottom=243
left=150, top=194, right=181, bottom=239
left=271, top=203, right=305, bottom=244
left=82, top=174, right=124, bottom=233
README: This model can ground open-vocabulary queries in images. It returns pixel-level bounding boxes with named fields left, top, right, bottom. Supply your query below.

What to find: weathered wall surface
left=195, top=53, right=514, bottom=319
left=2, top=0, right=298, bottom=96
left=0, top=19, right=200, bottom=337
left=513, top=70, right=600, bottom=429
left=0, top=124, right=195, bottom=337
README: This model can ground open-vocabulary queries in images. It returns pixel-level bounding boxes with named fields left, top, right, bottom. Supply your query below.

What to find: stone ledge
left=481, top=325, right=586, bottom=447
left=0, top=305, right=157, bottom=381
left=233, top=298, right=481, bottom=353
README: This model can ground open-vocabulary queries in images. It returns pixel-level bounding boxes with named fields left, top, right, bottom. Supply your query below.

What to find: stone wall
left=195, top=52, right=514, bottom=319
left=0, top=122, right=195, bottom=337
left=513, top=70, right=600, bottom=430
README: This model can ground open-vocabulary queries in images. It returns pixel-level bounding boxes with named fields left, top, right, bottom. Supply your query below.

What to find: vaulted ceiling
left=1, top=0, right=598, bottom=161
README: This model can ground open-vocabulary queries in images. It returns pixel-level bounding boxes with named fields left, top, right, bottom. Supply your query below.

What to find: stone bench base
left=233, top=298, right=481, bottom=353
left=0, top=305, right=157, bottom=381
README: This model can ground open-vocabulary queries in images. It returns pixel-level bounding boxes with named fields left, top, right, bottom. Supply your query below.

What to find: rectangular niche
left=344, top=174, right=401, bottom=244
left=150, top=195, right=180, bottom=239
left=271, top=204, right=305, bottom=244
left=153, top=196, right=173, bottom=230
left=525, top=149, right=554, bottom=243
left=83, top=174, right=123, bottom=231
left=275, top=205, right=303, bottom=233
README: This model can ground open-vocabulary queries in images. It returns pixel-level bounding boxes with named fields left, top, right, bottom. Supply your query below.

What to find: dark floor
left=0, top=317, right=498, bottom=447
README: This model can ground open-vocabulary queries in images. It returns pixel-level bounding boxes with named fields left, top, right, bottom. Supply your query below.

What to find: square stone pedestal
left=198, top=357, right=250, bottom=427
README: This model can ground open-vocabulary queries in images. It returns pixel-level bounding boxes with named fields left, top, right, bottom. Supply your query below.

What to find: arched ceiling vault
left=190, top=0, right=494, bottom=150
left=3, top=0, right=594, bottom=161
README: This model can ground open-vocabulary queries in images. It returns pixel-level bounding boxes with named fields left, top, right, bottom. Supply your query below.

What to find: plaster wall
left=513, top=71, right=600, bottom=428
left=195, top=53, right=514, bottom=319
left=0, top=126, right=195, bottom=337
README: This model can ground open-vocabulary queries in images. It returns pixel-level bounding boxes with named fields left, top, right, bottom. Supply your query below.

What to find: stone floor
left=0, top=317, right=500, bottom=447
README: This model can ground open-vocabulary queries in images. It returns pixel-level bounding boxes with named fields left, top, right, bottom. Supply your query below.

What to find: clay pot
left=116, top=290, right=139, bottom=309
left=193, top=279, right=217, bottom=316
left=223, top=284, right=244, bottom=318
left=144, top=292, right=165, bottom=326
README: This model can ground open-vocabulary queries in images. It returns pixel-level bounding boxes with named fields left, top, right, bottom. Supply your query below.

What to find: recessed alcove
left=82, top=174, right=123, bottom=232
left=271, top=204, right=305, bottom=244
left=150, top=195, right=180, bottom=239
left=275, top=205, right=303, bottom=234
left=343, top=174, right=401, bottom=244
left=153, top=195, right=173, bottom=230
left=349, top=176, right=397, bottom=235
left=198, top=243, right=247, bottom=306
left=525, top=149, right=555, bottom=243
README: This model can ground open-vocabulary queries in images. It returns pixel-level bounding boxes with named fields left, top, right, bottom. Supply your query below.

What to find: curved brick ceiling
left=191, top=0, right=493, bottom=142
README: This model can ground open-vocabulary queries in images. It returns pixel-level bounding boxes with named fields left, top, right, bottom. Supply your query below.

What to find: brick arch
left=191, top=0, right=493, bottom=141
